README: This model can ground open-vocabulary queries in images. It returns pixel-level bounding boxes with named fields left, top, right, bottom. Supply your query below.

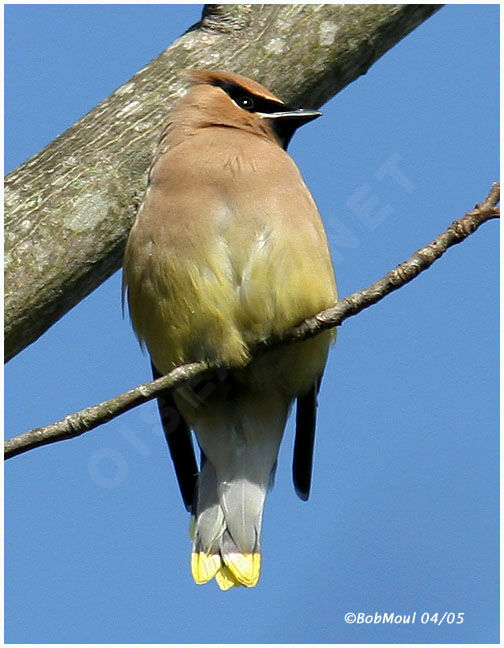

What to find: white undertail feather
left=186, top=389, right=289, bottom=588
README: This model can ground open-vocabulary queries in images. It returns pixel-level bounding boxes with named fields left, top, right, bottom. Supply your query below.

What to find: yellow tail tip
left=215, top=564, right=241, bottom=590
left=190, top=551, right=261, bottom=589
left=191, top=551, right=220, bottom=584
left=224, top=552, right=261, bottom=587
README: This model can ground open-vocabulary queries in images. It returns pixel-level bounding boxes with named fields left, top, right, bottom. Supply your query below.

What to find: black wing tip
left=292, top=384, right=318, bottom=503
left=183, top=497, right=194, bottom=513
left=152, top=363, right=199, bottom=512
left=294, top=484, right=310, bottom=501
left=181, top=470, right=199, bottom=512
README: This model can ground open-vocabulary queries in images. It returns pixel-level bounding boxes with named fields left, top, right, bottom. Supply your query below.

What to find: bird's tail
left=190, top=461, right=265, bottom=589
left=188, top=392, right=288, bottom=589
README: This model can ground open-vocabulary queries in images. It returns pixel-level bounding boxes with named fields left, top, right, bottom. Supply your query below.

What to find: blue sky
left=4, top=4, right=499, bottom=644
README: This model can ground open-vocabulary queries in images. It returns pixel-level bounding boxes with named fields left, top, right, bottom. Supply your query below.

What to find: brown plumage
left=123, top=69, right=337, bottom=589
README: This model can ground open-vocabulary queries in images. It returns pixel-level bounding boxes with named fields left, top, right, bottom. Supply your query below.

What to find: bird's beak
left=259, top=108, right=322, bottom=126
left=259, top=108, right=322, bottom=150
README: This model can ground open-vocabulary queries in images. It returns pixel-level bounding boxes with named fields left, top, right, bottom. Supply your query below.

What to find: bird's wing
left=152, top=363, right=199, bottom=512
left=293, top=378, right=321, bottom=500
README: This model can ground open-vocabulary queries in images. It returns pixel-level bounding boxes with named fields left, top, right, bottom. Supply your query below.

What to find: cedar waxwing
left=123, top=69, right=337, bottom=590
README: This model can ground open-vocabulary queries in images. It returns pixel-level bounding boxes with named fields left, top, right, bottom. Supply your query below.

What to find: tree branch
left=5, top=4, right=443, bottom=361
left=5, top=183, right=498, bottom=460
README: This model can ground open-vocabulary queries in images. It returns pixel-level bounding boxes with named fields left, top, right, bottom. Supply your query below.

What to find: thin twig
left=4, top=183, right=499, bottom=460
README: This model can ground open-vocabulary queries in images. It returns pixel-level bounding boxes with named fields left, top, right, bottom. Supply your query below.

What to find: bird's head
left=172, top=69, right=322, bottom=150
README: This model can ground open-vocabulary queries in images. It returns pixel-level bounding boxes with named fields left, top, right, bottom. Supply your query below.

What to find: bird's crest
left=179, top=68, right=284, bottom=105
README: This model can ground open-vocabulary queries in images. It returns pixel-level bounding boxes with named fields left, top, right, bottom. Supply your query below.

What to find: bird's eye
left=236, top=95, right=255, bottom=111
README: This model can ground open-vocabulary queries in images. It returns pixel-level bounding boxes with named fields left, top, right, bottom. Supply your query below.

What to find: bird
left=123, top=69, right=337, bottom=590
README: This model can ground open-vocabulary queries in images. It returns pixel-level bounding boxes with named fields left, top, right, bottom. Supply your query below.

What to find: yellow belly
left=125, top=214, right=336, bottom=395
left=123, top=136, right=337, bottom=398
